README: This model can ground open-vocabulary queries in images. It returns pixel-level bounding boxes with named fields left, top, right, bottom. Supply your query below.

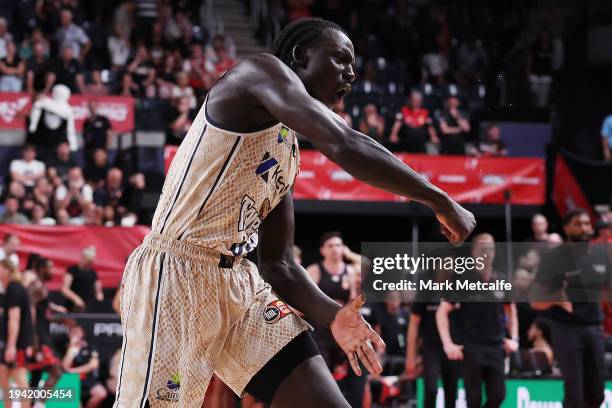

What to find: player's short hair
left=272, top=18, right=346, bottom=69
left=562, top=208, right=589, bottom=226
left=319, top=231, right=342, bottom=247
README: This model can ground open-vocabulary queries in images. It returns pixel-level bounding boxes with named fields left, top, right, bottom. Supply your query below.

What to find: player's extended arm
left=248, top=55, right=475, bottom=244
left=258, top=192, right=385, bottom=375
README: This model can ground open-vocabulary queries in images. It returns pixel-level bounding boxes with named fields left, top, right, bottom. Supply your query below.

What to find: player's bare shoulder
left=234, top=53, right=299, bottom=88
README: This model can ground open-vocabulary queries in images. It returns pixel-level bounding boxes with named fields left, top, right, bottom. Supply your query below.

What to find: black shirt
left=411, top=300, right=446, bottom=349
left=26, top=57, right=48, bottom=91
left=535, top=243, right=610, bottom=325
left=2, top=282, right=34, bottom=349
left=85, top=162, right=110, bottom=185
left=445, top=271, right=507, bottom=345
left=47, top=154, right=77, bottom=181
left=51, top=58, right=82, bottom=93
left=375, top=306, right=409, bottom=357
left=67, top=265, right=98, bottom=310
left=83, top=115, right=111, bottom=151
left=71, top=342, right=99, bottom=382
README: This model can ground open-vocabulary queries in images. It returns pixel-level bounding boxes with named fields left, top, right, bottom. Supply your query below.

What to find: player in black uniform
left=26, top=257, right=65, bottom=403
left=436, top=234, right=518, bottom=408
left=408, top=264, right=460, bottom=408
left=531, top=208, right=610, bottom=408
left=0, top=259, right=34, bottom=408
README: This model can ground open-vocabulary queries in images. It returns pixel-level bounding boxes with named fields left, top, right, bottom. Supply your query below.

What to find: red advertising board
left=0, top=225, right=149, bottom=289
left=0, top=92, right=135, bottom=132
left=165, top=146, right=545, bottom=205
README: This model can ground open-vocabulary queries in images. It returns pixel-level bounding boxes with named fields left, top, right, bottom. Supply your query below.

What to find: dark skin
left=207, top=28, right=476, bottom=407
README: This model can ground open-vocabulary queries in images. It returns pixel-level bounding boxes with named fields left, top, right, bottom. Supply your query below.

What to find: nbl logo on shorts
left=263, top=300, right=292, bottom=324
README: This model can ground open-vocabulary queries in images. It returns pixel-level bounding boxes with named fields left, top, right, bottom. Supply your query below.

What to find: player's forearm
left=328, top=128, right=450, bottom=211
left=435, top=308, right=454, bottom=348
left=261, top=260, right=342, bottom=327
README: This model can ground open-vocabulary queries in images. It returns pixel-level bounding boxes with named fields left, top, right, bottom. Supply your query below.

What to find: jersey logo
left=255, top=152, right=278, bottom=182
left=277, top=126, right=289, bottom=143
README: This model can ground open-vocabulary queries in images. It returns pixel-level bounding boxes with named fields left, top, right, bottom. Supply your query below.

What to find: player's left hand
left=330, top=294, right=386, bottom=377
left=503, top=338, right=519, bottom=354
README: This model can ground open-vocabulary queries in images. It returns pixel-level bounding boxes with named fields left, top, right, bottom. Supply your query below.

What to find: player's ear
left=291, top=45, right=309, bottom=69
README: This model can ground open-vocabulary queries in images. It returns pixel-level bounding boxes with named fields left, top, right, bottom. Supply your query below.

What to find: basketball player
left=115, top=18, right=475, bottom=408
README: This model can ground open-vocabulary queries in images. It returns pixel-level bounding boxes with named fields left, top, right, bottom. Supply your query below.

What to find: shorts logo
left=264, top=300, right=292, bottom=324
left=156, top=373, right=181, bottom=402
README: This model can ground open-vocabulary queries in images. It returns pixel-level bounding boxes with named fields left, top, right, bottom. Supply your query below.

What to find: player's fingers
left=355, top=345, right=377, bottom=377
left=368, top=328, right=386, bottom=350
left=361, top=342, right=383, bottom=376
left=347, top=351, right=362, bottom=376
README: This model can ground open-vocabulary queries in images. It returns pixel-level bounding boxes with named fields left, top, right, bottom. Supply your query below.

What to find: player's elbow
left=259, top=260, right=293, bottom=288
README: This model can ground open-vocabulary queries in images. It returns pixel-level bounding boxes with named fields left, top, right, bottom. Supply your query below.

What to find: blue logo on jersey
left=255, top=152, right=278, bottom=182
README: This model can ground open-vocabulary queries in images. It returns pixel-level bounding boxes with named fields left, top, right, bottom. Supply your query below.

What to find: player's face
left=298, top=29, right=355, bottom=108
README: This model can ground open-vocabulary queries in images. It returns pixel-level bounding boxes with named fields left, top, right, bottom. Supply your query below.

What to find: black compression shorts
left=244, top=330, right=320, bottom=404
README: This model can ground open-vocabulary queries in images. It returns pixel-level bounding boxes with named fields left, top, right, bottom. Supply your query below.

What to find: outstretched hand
left=435, top=197, right=476, bottom=245
left=330, top=294, right=386, bottom=377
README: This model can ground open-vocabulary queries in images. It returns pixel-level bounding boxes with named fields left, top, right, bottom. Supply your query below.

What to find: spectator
left=85, top=149, right=111, bottom=187
left=166, top=96, right=192, bottom=145
left=213, top=39, right=236, bottom=79
left=19, top=27, right=50, bottom=61
left=46, top=44, right=85, bottom=94
left=477, top=123, right=507, bottom=157
left=526, top=213, right=550, bottom=243
left=527, top=319, right=553, bottom=365
left=55, top=167, right=94, bottom=223
left=61, top=246, right=103, bottom=312
left=0, top=17, right=13, bottom=59
left=373, top=291, right=409, bottom=374
left=25, top=41, right=50, bottom=94
left=438, top=96, right=470, bottom=155
left=107, top=24, right=131, bottom=71
left=358, top=103, right=385, bottom=142
left=593, top=218, right=611, bottom=243
left=56, top=208, right=70, bottom=225
left=126, top=44, right=156, bottom=98
left=0, top=234, right=21, bottom=267
left=6, top=181, right=27, bottom=205
left=1, top=197, right=30, bottom=224
left=62, top=323, right=107, bottom=407
left=332, top=98, right=352, bottom=128
left=417, top=4, right=449, bottom=84
left=453, top=37, right=488, bottom=85
left=48, top=142, right=77, bottom=182
left=133, top=0, right=159, bottom=44
left=29, top=177, right=54, bottom=213
left=94, top=168, right=144, bottom=225
left=526, top=30, right=555, bottom=108
left=601, top=113, right=612, bottom=162
left=513, top=268, right=536, bottom=349
left=0, top=41, right=25, bottom=92
left=28, top=84, right=78, bottom=160
left=184, top=43, right=215, bottom=94
left=9, top=144, right=45, bottom=188
left=390, top=91, right=438, bottom=153
left=119, top=71, right=139, bottom=97
left=54, top=8, right=91, bottom=61
left=171, top=71, right=197, bottom=109
left=0, top=259, right=34, bottom=400
left=31, top=203, right=56, bottom=225
left=85, top=70, right=108, bottom=96
left=83, top=101, right=112, bottom=158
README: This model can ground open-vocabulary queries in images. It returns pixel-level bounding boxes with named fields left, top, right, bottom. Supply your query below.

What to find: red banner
left=0, top=225, right=149, bottom=289
left=552, top=154, right=593, bottom=218
left=164, top=147, right=545, bottom=205
left=295, top=152, right=545, bottom=205
left=0, top=92, right=135, bottom=133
